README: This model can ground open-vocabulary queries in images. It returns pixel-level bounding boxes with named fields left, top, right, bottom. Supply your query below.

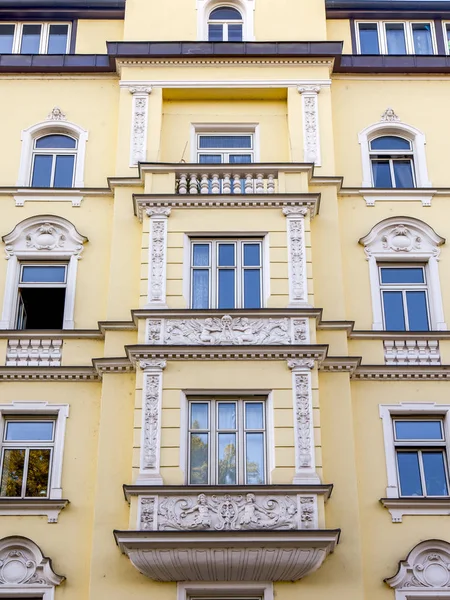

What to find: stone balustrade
left=175, top=166, right=278, bottom=195
left=383, top=339, right=441, bottom=365
left=6, top=339, right=63, bottom=367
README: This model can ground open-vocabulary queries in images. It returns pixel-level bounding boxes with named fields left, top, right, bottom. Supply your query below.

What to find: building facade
left=0, top=0, right=450, bottom=598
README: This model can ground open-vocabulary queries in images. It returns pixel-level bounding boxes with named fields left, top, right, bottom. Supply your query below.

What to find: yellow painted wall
left=75, top=19, right=124, bottom=53
left=327, top=19, right=353, bottom=53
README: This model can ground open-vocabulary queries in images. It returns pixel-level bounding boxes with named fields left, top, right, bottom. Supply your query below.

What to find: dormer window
left=208, top=7, right=243, bottom=41
left=0, top=22, right=70, bottom=54
left=356, top=21, right=435, bottom=55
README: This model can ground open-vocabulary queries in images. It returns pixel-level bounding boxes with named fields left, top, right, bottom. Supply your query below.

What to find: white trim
left=355, top=20, right=438, bottom=55
left=146, top=209, right=170, bottom=308
left=190, top=123, right=260, bottom=162
left=358, top=120, right=431, bottom=188
left=120, top=79, right=332, bottom=89
left=298, top=86, right=321, bottom=166
left=129, top=86, right=152, bottom=167
left=17, top=118, right=88, bottom=188
left=196, top=0, right=255, bottom=41
left=283, top=208, right=310, bottom=307
left=177, top=581, right=274, bottom=600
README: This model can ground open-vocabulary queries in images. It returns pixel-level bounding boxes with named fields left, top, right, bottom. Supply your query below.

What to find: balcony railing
left=6, top=338, right=62, bottom=367
left=175, top=165, right=278, bottom=195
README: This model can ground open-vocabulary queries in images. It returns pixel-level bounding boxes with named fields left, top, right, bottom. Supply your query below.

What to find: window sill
left=0, top=498, right=69, bottom=523
left=340, top=189, right=435, bottom=206
left=380, top=497, right=450, bottom=522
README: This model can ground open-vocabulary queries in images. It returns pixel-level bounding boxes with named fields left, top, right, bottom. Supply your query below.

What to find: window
left=188, top=397, right=266, bottom=485
left=370, top=136, right=415, bottom=188
left=208, top=6, right=243, bottom=41
left=16, top=263, right=67, bottom=330
left=179, top=583, right=273, bottom=600
left=0, top=419, right=55, bottom=498
left=191, top=239, right=262, bottom=309
left=31, top=134, right=76, bottom=188
left=444, top=22, right=450, bottom=53
left=394, top=419, right=449, bottom=497
left=379, top=265, right=429, bottom=331
left=0, top=22, right=70, bottom=54
left=356, top=21, right=435, bottom=55
left=197, top=133, right=253, bottom=164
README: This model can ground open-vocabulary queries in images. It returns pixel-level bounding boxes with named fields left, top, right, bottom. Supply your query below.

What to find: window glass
left=406, top=290, right=429, bottom=330
left=191, top=403, right=209, bottom=429
left=395, top=420, right=443, bottom=440
left=246, top=402, right=264, bottom=429
left=246, top=432, right=264, bottom=484
left=446, top=24, right=450, bottom=53
left=244, top=270, right=261, bottom=308
left=397, top=451, right=423, bottom=495
left=423, top=452, right=448, bottom=495
left=218, top=243, right=235, bottom=267
left=370, top=136, right=411, bottom=151
left=229, top=154, right=252, bottom=163
left=35, top=134, right=76, bottom=149
left=359, top=23, right=380, bottom=54
left=393, top=160, right=414, bottom=188
left=372, top=160, right=392, bottom=187
left=31, top=154, right=53, bottom=187
left=218, top=433, right=237, bottom=484
left=54, top=155, right=75, bottom=187
left=199, top=135, right=252, bottom=149
left=385, top=23, right=407, bottom=54
left=210, top=7, right=242, bottom=19
left=218, top=270, right=235, bottom=309
left=0, top=24, right=15, bottom=53
left=228, top=24, right=243, bottom=41
left=412, top=23, right=433, bottom=55
left=25, top=448, right=51, bottom=497
left=193, top=244, right=210, bottom=267
left=208, top=23, right=223, bottom=41
left=21, top=265, right=66, bottom=283
left=1, top=449, right=25, bottom=496
left=380, top=267, right=424, bottom=284
left=383, top=291, right=406, bottom=330
left=199, top=154, right=222, bottom=163
left=243, top=243, right=260, bottom=266
left=5, top=421, right=54, bottom=441
left=20, top=24, right=41, bottom=53
left=192, top=271, right=210, bottom=309
left=47, top=24, right=68, bottom=53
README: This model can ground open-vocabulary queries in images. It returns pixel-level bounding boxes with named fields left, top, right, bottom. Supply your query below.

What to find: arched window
left=208, top=6, right=243, bottom=41
left=369, top=135, right=414, bottom=188
left=31, top=134, right=77, bottom=188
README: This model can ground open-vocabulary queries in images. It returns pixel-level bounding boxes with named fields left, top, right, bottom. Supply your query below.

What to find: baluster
left=211, top=174, right=220, bottom=194
left=39, top=339, right=51, bottom=367
left=6, top=340, right=19, bottom=366
left=245, top=173, right=254, bottom=194
left=233, top=173, right=242, bottom=194
left=200, top=174, right=209, bottom=194
left=18, top=339, right=30, bottom=367
left=255, top=173, right=264, bottom=193
left=267, top=174, right=275, bottom=194
left=189, top=173, right=199, bottom=194
left=177, top=173, right=187, bottom=194
left=222, top=173, right=231, bottom=194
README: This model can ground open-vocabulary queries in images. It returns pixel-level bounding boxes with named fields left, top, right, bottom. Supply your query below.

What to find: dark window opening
left=17, top=287, right=66, bottom=330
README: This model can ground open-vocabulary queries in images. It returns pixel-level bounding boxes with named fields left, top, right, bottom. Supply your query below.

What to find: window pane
left=228, top=24, right=243, bottom=41
left=189, top=433, right=209, bottom=484
left=395, top=421, right=443, bottom=440
left=190, top=403, right=209, bottom=430
left=36, top=135, right=76, bottom=149
left=386, top=23, right=407, bottom=54
left=218, top=402, right=236, bottom=430
left=199, top=154, right=222, bottom=163
left=5, top=421, right=54, bottom=441
left=370, top=136, right=411, bottom=151
left=21, top=265, right=66, bottom=283
left=193, top=244, right=210, bottom=267
left=218, top=244, right=235, bottom=266
left=406, top=291, right=429, bottom=331
left=31, top=154, right=53, bottom=187
left=0, top=449, right=25, bottom=496
left=372, top=160, right=392, bottom=187
left=246, top=432, right=265, bottom=484
left=47, top=24, right=68, bottom=54
left=245, top=403, right=264, bottom=429
left=393, top=160, right=414, bottom=188
left=218, top=269, right=235, bottom=309
left=208, top=23, right=223, bottom=41
left=0, top=24, right=15, bottom=53
left=54, top=155, right=75, bottom=187
left=21, top=24, right=41, bottom=53
left=210, top=7, right=242, bottom=19
left=199, top=136, right=252, bottom=149
left=243, top=269, right=261, bottom=309
left=25, top=449, right=50, bottom=497
left=229, top=154, right=252, bottom=163
left=383, top=291, right=406, bottom=330
left=218, top=433, right=236, bottom=484
left=192, top=270, right=210, bottom=309
left=412, top=23, right=433, bottom=55
left=446, top=24, right=450, bottom=52
left=380, top=267, right=424, bottom=284
left=423, top=452, right=448, bottom=496
left=243, top=244, right=260, bottom=266
left=397, top=451, right=423, bottom=496
left=359, top=23, right=380, bottom=54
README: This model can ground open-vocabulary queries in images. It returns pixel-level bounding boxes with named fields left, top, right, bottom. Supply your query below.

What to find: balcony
left=175, top=166, right=278, bottom=195
left=115, top=485, right=339, bottom=582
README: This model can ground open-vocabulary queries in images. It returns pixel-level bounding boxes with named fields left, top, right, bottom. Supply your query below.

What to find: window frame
left=190, top=238, right=264, bottom=310
left=369, top=135, right=416, bottom=189
left=31, top=134, right=77, bottom=188
left=355, top=20, right=437, bottom=55
left=196, top=0, right=255, bottom=42
left=207, top=6, right=243, bottom=41
left=0, top=21, right=71, bottom=54
left=196, top=132, right=254, bottom=163
left=442, top=21, right=450, bottom=54
left=177, top=582, right=274, bottom=600
left=187, top=396, right=267, bottom=486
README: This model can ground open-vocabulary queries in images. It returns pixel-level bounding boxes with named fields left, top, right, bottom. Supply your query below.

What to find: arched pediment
left=386, top=539, right=450, bottom=590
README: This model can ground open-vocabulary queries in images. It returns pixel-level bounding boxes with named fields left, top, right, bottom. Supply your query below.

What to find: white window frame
left=178, top=582, right=273, bottom=600
left=31, top=133, right=77, bottom=188
left=1, top=216, right=88, bottom=330
left=0, top=21, right=71, bottom=54
left=191, top=123, right=260, bottom=162
left=355, top=20, right=437, bottom=55
left=207, top=6, right=243, bottom=41
left=369, top=136, right=415, bottom=188
left=196, top=0, right=255, bottom=41
left=18, top=119, right=88, bottom=188
left=358, top=121, right=430, bottom=188
left=442, top=21, right=450, bottom=54
left=0, top=402, right=69, bottom=500
left=359, top=217, right=446, bottom=331
left=196, top=132, right=254, bottom=163
left=190, top=238, right=264, bottom=309
left=187, top=396, right=267, bottom=485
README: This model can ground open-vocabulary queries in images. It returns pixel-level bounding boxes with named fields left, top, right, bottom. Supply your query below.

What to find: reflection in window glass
left=47, top=24, right=68, bottom=53
left=359, top=23, right=379, bottom=54
left=412, top=23, right=433, bottom=54
left=0, top=24, right=15, bottom=53
left=386, top=23, right=407, bottom=54
left=20, top=24, right=41, bottom=53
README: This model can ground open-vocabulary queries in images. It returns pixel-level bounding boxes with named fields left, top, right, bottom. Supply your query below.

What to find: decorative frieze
left=6, top=339, right=62, bottom=367
left=129, top=86, right=151, bottom=166
left=145, top=315, right=309, bottom=345
left=298, top=86, right=321, bottom=165
left=146, top=208, right=171, bottom=307
left=384, top=339, right=441, bottom=365
left=283, top=208, right=309, bottom=307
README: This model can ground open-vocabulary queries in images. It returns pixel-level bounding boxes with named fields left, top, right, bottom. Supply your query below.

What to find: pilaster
left=129, top=86, right=152, bottom=166
left=298, top=85, right=321, bottom=166
left=145, top=208, right=171, bottom=308
left=282, top=207, right=310, bottom=307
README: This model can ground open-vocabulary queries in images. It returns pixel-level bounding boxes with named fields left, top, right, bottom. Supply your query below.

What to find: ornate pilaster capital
left=282, top=207, right=309, bottom=218
left=298, top=85, right=321, bottom=95
left=129, top=86, right=152, bottom=95
left=287, top=358, right=315, bottom=371
left=139, top=360, right=167, bottom=371
left=145, top=207, right=172, bottom=218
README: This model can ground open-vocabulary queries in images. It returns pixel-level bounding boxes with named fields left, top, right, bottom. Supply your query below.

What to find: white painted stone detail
left=383, top=339, right=441, bottom=365
left=0, top=536, right=64, bottom=587
left=146, top=208, right=171, bottom=307
left=129, top=86, right=151, bottom=166
left=6, top=339, right=63, bottom=367
left=283, top=208, right=309, bottom=307
left=298, top=86, right=321, bottom=165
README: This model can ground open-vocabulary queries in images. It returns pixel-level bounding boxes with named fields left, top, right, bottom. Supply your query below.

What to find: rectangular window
left=191, top=239, right=262, bottom=309
left=0, top=22, right=70, bottom=54
left=394, top=418, right=449, bottom=497
left=188, top=397, right=267, bottom=485
left=16, top=263, right=67, bottom=330
left=197, top=133, right=253, bottom=164
left=379, top=265, right=430, bottom=331
left=444, top=22, right=450, bottom=53
left=0, top=418, right=55, bottom=498
left=356, top=21, right=435, bottom=55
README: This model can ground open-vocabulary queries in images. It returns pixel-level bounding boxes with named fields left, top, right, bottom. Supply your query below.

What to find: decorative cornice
left=380, top=498, right=450, bottom=523
left=288, top=359, right=315, bottom=370
left=320, top=357, right=360, bottom=373
left=353, top=366, right=450, bottom=380
left=0, top=498, right=69, bottom=523
left=139, top=360, right=167, bottom=371
left=93, top=358, right=134, bottom=376
left=0, top=367, right=98, bottom=381
left=145, top=207, right=171, bottom=218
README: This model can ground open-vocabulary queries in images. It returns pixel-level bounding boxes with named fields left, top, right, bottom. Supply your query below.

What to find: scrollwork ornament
left=287, top=359, right=315, bottom=371
left=139, top=360, right=166, bottom=371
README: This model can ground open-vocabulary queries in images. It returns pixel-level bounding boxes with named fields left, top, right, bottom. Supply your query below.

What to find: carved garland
left=129, top=86, right=151, bottom=166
